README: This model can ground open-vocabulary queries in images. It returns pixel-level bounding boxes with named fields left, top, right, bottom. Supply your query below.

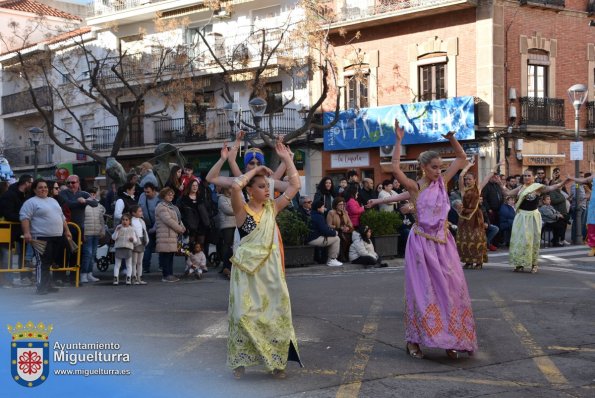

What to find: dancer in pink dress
left=391, top=121, right=478, bottom=360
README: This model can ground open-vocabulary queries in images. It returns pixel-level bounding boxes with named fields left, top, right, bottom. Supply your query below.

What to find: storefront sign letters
left=331, top=152, right=370, bottom=168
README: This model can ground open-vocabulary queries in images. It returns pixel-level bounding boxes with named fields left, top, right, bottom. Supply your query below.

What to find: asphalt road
left=0, top=246, right=593, bottom=398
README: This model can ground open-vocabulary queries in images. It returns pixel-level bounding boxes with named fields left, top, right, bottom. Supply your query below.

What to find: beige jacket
left=155, top=202, right=185, bottom=253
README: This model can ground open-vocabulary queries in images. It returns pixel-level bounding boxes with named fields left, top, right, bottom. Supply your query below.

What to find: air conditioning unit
left=379, top=145, right=406, bottom=158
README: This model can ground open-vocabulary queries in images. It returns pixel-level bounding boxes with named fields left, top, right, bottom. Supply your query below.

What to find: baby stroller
left=96, top=219, right=114, bottom=272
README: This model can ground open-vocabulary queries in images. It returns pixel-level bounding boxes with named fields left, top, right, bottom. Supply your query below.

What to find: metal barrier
left=0, top=221, right=82, bottom=287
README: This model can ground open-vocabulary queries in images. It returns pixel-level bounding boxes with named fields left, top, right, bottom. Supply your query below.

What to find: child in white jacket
left=130, top=205, right=149, bottom=285
left=349, top=225, right=387, bottom=268
left=112, top=213, right=139, bottom=285
left=184, top=242, right=207, bottom=280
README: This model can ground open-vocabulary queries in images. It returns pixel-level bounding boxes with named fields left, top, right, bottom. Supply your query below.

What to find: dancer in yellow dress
left=227, top=140, right=302, bottom=379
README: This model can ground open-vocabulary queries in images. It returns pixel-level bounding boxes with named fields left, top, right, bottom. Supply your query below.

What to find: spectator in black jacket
left=0, top=174, right=33, bottom=286
left=305, top=200, right=342, bottom=267
left=481, top=174, right=504, bottom=244
left=358, top=178, right=377, bottom=208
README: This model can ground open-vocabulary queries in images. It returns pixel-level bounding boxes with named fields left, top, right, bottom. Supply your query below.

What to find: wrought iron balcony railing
left=587, top=101, right=595, bottom=129
left=154, top=111, right=228, bottom=144
left=1, top=86, right=51, bottom=115
left=519, top=0, right=565, bottom=8
left=2, top=144, right=53, bottom=167
left=519, top=97, right=565, bottom=127
left=331, top=0, right=477, bottom=24
left=90, top=125, right=144, bottom=151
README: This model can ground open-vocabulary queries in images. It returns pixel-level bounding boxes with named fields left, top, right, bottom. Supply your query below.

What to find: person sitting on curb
left=348, top=225, right=388, bottom=268
left=305, top=200, right=342, bottom=267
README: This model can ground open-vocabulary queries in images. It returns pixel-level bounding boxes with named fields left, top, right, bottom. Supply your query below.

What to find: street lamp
left=28, top=127, right=43, bottom=178
left=567, top=83, right=588, bottom=244
left=248, top=97, right=267, bottom=130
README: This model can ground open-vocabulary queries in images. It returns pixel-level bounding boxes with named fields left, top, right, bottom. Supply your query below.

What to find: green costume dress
left=509, top=183, right=544, bottom=270
left=227, top=200, right=301, bottom=371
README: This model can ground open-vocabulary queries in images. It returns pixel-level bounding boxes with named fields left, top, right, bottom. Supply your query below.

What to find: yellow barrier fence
left=0, top=221, right=82, bottom=287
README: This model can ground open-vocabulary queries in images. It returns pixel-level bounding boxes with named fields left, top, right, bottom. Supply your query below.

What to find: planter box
left=374, top=234, right=399, bottom=259
left=283, top=245, right=315, bottom=268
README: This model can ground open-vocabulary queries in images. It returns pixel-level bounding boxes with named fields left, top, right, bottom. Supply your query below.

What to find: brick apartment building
left=319, top=0, right=595, bottom=185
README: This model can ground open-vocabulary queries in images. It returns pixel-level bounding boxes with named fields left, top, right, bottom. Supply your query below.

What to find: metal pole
left=571, top=108, right=580, bottom=244
left=33, top=143, right=39, bottom=179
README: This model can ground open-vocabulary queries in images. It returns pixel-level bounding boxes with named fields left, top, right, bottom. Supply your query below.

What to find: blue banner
left=323, top=96, right=475, bottom=151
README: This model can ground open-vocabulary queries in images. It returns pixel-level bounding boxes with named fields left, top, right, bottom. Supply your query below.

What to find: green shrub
left=359, top=210, right=402, bottom=236
left=276, top=209, right=310, bottom=246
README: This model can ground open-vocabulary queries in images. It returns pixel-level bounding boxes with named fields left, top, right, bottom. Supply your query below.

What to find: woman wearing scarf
left=227, top=140, right=302, bottom=379
left=501, top=169, right=568, bottom=273
left=456, top=159, right=495, bottom=269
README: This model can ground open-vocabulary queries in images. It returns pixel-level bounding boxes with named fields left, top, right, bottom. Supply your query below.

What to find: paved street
left=1, top=246, right=593, bottom=398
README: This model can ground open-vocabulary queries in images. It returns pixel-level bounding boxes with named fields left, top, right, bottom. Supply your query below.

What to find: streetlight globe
left=248, top=97, right=267, bottom=117
left=567, top=84, right=588, bottom=110
left=28, top=127, right=44, bottom=145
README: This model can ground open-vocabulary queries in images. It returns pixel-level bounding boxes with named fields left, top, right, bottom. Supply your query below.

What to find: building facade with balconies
left=317, top=0, right=594, bottom=184
left=1, top=0, right=318, bottom=189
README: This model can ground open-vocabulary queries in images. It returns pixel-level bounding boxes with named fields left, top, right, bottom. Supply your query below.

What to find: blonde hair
left=418, top=150, right=440, bottom=166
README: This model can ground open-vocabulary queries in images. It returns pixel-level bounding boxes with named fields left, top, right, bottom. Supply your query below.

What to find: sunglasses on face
left=67, top=181, right=77, bottom=185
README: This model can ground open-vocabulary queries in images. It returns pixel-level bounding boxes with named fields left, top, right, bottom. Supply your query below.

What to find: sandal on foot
left=272, top=369, right=286, bottom=379
left=473, top=263, right=483, bottom=270
left=531, top=265, right=538, bottom=274
left=446, top=349, right=459, bottom=359
left=233, top=366, right=244, bottom=379
left=463, top=263, right=472, bottom=269
left=513, top=266, right=524, bottom=273
left=406, top=343, right=424, bottom=359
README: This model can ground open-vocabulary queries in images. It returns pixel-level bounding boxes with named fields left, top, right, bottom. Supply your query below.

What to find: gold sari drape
left=227, top=200, right=301, bottom=370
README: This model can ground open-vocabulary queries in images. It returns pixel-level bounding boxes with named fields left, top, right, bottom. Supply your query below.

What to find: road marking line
left=336, top=299, right=382, bottom=398
left=395, top=374, right=542, bottom=388
left=489, top=247, right=586, bottom=258
left=171, top=316, right=228, bottom=359
left=547, top=346, right=595, bottom=353
left=299, top=368, right=338, bottom=375
left=489, top=291, right=568, bottom=386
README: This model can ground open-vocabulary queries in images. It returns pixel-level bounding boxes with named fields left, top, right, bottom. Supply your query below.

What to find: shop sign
left=293, top=149, right=305, bottom=170
left=323, top=96, right=475, bottom=150
left=331, top=152, right=369, bottom=168
left=397, top=158, right=455, bottom=172
left=522, top=155, right=565, bottom=166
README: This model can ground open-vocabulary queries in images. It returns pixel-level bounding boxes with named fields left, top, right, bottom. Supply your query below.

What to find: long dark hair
left=358, top=224, right=371, bottom=243
left=166, top=165, right=182, bottom=187
left=317, top=177, right=334, bottom=195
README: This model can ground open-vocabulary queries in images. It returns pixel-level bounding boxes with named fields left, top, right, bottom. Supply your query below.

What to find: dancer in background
left=391, top=121, right=477, bottom=360
left=456, top=159, right=496, bottom=269
left=500, top=170, right=568, bottom=273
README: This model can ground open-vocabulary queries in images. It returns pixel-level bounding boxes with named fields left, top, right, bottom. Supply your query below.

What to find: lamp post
left=567, top=84, right=588, bottom=245
left=223, top=102, right=240, bottom=140
left=28, top=127, right=43, bottom=178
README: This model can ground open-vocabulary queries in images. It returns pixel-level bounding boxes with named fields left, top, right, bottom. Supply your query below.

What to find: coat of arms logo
left=8, top=321, right=53, bottom=387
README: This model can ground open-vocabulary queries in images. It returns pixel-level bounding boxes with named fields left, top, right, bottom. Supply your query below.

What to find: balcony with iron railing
left=519, top=97, right=565, bottom=127
left=519, top=0, right=565, bottom=9
left=90, top=107, right=302, bottom=151
left=1, top=86, right=51, bottom=115
left=90, top=125, right=145, bottom=151
left=587, top=101, right=595, bottom=129
left=327, top=0, right=478, bottom=28
left=2, top=144, right=53, bottom=167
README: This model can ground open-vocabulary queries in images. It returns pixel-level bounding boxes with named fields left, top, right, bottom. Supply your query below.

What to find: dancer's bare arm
left=442, top=131, right=468, bottom=185
left=391, top=121, right=418, bottom=194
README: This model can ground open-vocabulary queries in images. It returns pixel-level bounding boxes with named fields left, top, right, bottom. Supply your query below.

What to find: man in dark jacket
left=305, top=200, right=343, bottom=266
left=358, top=178, right=377, bottom=208
left=481, top=174, right=504, bottom=245
left=0, top=174, right=33, bottom=286
left=59, top=175, right=97, bottom=284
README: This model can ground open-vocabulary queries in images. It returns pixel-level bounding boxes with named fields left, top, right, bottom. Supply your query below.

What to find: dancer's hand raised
left=441, top=131, right=455, bottom=140
left=220, top=142, right=229, bottom=160
left=275, top=140, right=292, bottom=161
left=394, top=120, right=405, bottom=141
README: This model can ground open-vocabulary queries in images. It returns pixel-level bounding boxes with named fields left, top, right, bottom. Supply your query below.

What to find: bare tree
left=0, top=17, right=194, bottom=165
left=188, top=0, right=352, bottom=148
